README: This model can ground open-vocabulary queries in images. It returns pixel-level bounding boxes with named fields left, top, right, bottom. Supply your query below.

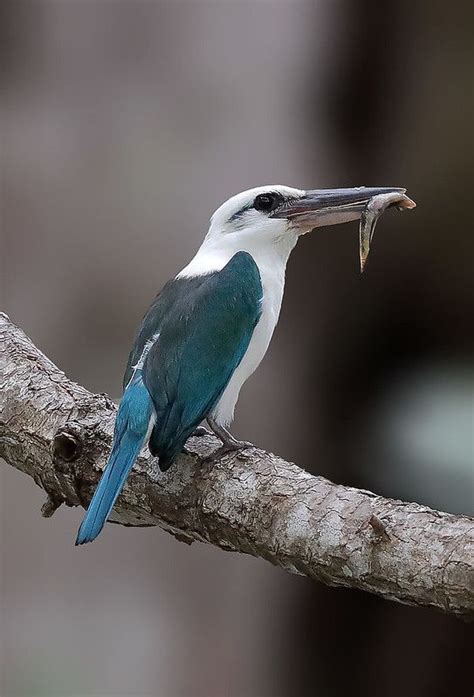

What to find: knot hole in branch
left=52, top=427, right=82, bottom=466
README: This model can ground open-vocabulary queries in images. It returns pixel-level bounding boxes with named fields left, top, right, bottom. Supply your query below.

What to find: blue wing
left=143, top=251, right=263, bottom=469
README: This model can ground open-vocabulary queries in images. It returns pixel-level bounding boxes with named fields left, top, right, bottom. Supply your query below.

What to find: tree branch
left=1, top=312, right=473, bottom=617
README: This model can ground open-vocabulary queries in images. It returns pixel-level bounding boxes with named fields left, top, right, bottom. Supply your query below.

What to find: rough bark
left=0, top=312, right=473, bottom=617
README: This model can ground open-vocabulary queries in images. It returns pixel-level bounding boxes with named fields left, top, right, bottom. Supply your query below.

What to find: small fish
left=359, top=191, right=416, bottom=272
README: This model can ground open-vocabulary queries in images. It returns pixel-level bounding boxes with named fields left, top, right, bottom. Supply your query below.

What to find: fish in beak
left=358, top=191, right=416, bottom=272
left=271, top=186, right=416, bottom=272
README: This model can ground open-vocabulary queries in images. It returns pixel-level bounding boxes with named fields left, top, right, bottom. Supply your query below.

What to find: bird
left=76, top=184, right=404, bottom=544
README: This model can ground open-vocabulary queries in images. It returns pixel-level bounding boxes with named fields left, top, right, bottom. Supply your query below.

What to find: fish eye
left=253, top=192, right=282, bottom=213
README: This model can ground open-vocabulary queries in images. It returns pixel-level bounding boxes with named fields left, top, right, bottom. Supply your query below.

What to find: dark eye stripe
left=228, top=202, right=254, bottom=223
left=229, top=193, right=284, bottom=224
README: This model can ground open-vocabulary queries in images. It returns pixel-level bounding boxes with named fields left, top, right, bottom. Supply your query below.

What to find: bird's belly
left=211, top=281, right=282, bottom=426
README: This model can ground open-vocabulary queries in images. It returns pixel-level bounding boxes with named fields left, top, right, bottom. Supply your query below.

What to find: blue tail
left=76, top=379, right=154, bottom=545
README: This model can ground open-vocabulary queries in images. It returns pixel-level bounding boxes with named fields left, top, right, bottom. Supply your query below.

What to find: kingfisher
left=76, top=184, right=405, bottom=544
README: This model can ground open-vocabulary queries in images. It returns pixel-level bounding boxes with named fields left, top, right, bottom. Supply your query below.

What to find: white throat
left=177, top=226, right=298, bottom=281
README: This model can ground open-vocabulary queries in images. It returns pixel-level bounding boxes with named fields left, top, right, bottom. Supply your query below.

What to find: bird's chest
left=212, top=263, right=285, bottom=425
left=251, top=265, right=285, bottom=364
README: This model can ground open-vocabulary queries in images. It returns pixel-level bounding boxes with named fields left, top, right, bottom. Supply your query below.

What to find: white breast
left=211, top=261, right=285, bottom=426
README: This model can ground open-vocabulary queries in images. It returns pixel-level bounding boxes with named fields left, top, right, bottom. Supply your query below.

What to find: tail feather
left=75, top=431, right=145, bottom=545
left=75, top=378, right=154, bottom=545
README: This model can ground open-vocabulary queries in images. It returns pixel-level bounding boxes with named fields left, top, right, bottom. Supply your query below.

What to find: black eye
left=253, top=192, right=282, bottom=213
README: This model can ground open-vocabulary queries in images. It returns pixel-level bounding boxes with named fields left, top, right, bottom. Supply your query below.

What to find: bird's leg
left=206, top=417, right=252, bottom=460
left=207, top=418, right=250, bottom=449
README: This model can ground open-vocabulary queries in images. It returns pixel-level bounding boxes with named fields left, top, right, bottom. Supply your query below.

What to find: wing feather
left=124, top=251, right=263, bottom=470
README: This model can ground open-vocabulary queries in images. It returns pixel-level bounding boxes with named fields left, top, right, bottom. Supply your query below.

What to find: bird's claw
left=192, top=426, right=211, bottom=437
left=203, top=439, right=253, bottom=464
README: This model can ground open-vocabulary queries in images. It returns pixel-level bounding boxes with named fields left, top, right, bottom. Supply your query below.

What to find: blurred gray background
left=1, top=1, right=473, bottom=696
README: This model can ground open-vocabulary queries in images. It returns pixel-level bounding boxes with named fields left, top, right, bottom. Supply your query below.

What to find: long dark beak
left=270, top=186, right=406, bottom=232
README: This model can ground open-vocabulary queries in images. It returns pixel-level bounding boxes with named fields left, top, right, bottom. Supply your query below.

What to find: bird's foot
left=207, top=439, right=253, bottom=463
left=192, top=426, right=211, bottom=437
left=204, top=418, right=253, bottom=463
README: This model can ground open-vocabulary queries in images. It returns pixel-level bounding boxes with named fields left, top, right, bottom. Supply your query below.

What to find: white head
left=208, top=185, right=304, bottom=247
left=180, top=184, right=406, bottom=277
